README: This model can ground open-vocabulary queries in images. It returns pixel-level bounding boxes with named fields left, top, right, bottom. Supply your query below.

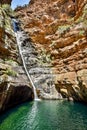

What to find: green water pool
left=0, top=100, right=87, bottom=130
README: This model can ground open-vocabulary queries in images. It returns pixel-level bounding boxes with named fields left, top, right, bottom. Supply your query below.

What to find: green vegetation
left=79, top=30, right=85, bottom=36
left=5, top=68, right=17, bottom=77
left=50, top=41, right=56, bottom=47
left=0, top=4, right=15, bottom=37
left=1, top=4, right=14, bottom=16
left=5, top=59, right=18, bottom=66
left=38, top=48, right=52, bottom=65
left=58, top=25, right=71, bottom=36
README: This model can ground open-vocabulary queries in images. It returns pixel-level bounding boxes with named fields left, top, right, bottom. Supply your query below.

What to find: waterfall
left=12, top=19, right=59, bottom=100
left=15, top=31, right=40, bottom=101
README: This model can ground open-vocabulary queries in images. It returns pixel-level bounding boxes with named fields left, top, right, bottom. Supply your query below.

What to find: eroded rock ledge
left=55, top=69, right=87, bottom=102
left=0, top=63, right=33, bottom=113
left=15, top=0, right=87, bottom=102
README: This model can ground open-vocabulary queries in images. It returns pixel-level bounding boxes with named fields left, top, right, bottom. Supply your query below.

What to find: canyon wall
left=16, top=0, right=87, bottom=102
left=0, top=4, right=33, bottom=113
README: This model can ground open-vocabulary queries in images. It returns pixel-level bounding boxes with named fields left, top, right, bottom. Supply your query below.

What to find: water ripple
left=0, top=101, right=87, bottom=130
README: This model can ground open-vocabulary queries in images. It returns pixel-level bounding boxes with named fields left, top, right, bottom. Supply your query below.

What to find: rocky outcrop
left=0, top=62, right=33, bottom=113
left=15, top=0, right=87, bottom=102
left=74, top=0, right=87, bottom=20
left=0, top=4, right=33, bottom=113
left=55, top=69, right=87, bottom=102
left=0, top=4, right=16, bottom=59
left=0, top=0, right=12, bottom=5
left=16, top=31, right=59, bottom=99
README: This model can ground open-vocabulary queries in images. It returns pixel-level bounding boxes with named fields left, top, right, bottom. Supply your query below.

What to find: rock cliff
left=0, top=0, right=12, bottom=5
left=0, top=4, right=33, bottom=113
left=15, top=0, right=87, bottom=102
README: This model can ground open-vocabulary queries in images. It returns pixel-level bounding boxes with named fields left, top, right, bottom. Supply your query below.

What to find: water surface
left=0, top=101, right=87, bottom=130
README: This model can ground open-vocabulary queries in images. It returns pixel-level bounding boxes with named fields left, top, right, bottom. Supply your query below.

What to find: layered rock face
left=0, top=4, right=33, bottom=113
left=0, top=4, right=16, bottom=59
left=16, top=31, right=59, bottom=100
left=16, top=0, right=87, bottom=102
left=0, top=64, right=33, bottom=113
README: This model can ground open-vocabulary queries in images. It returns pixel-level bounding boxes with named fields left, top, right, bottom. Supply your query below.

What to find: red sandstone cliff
left=16, top=0, right=87, bottom=102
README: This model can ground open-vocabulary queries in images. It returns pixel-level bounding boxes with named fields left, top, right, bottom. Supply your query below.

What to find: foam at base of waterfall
left=34, top=98, right=41, bottom=101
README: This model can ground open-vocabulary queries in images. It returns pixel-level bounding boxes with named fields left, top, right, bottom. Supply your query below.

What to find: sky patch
left=11, top=0, right=30, bottom=9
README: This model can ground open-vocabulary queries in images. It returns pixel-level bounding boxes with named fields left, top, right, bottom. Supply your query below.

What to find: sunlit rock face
left=0, top=0, right=12, bottom=5
left=15, top=0, right=87, bottom=102
left=15, top=0, right=87, bottom=46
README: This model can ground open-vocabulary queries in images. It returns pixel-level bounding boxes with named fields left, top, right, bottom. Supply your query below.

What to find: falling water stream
left=16, top=31, right=39, bottom=100
left=12, top=19, right=61, bottom=100
left=12, top=18, right=40, bottom=100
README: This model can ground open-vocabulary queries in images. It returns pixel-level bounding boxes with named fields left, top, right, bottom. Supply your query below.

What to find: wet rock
left=0, top=83, right=33, bottom=113
left=16, top=31, right=60, bottom=100
left=15, top=0, right=87, bottom=102
left=0, top=63, right=34, bottom=113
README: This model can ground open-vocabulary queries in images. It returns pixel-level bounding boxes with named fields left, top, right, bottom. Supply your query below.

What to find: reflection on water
left=0, top=101, right=87, bottom=130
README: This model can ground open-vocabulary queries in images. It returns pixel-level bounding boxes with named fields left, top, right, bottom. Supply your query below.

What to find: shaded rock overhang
left=0, top=0, right=12, bottom=5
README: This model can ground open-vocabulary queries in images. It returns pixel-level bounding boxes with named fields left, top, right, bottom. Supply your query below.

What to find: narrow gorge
left=0, top=0, right=87, bottom=129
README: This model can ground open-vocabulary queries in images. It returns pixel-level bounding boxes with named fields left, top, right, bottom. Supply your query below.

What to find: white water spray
left=15, top=32, right=40, bottom=101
